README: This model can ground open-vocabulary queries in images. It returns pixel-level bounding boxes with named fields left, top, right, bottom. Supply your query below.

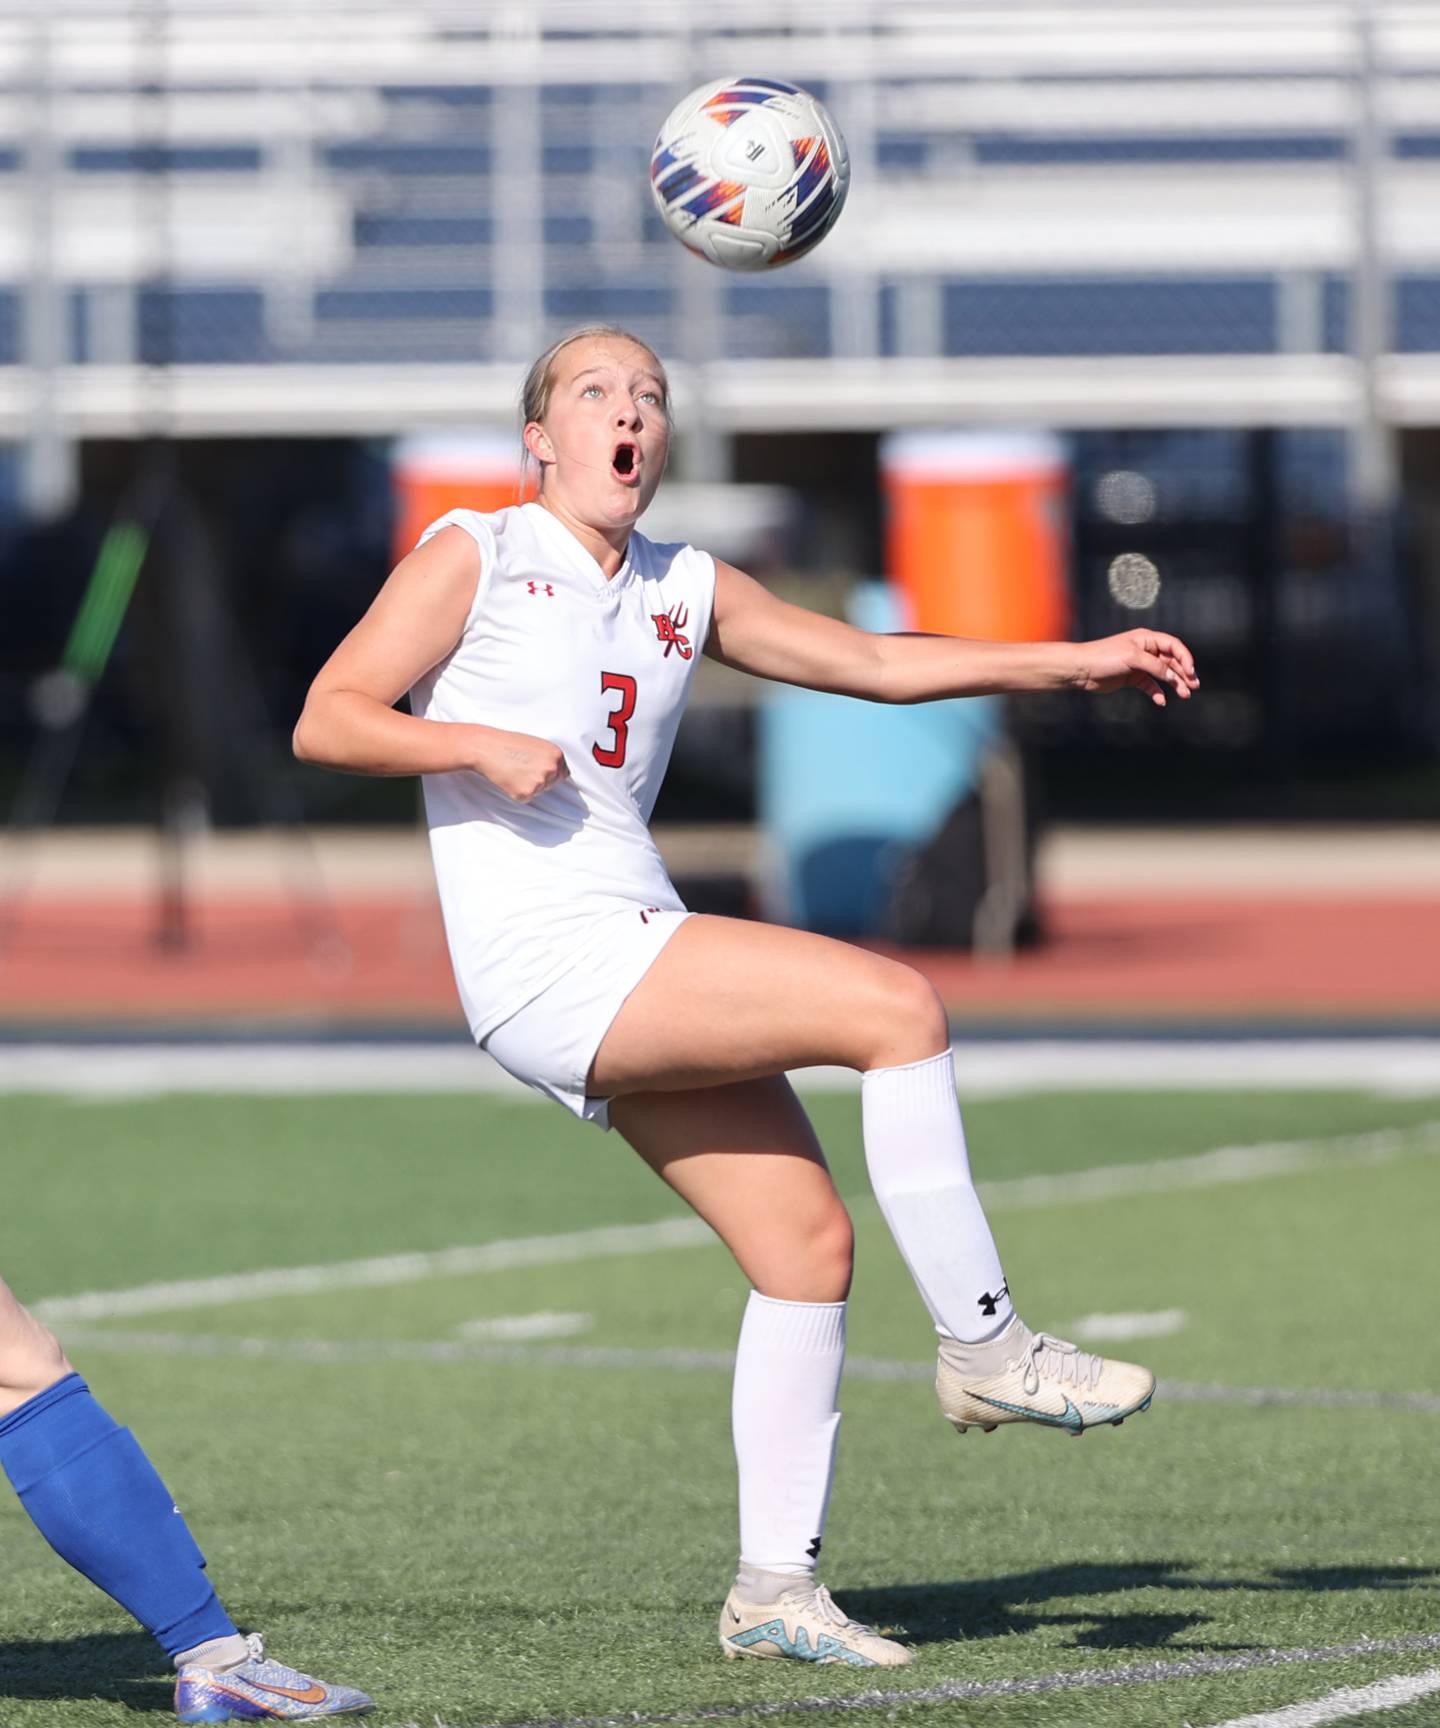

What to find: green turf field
left=4, top=1084, right=1440, bottom=1727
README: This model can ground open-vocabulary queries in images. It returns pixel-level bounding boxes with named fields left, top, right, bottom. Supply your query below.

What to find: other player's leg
left=592, top=915, right=1154, bottom=1434
left=610, top=1076, right=909, bottom=1667
left=0, top=1273, right=371, bottom=1720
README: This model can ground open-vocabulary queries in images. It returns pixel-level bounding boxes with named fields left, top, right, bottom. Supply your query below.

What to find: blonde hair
left=518, top=324, right=672, bottom=499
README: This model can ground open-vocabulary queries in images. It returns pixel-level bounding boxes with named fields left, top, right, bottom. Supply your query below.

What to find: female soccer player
left=0, top=1275, right=373, bottom=1719
left=294, top=325, right=1199, bottom=1669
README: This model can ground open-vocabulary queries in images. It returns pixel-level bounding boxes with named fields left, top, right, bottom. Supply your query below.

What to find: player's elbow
left=861, top=637, right=907, bottom=704
left=291, top=697, right=327, bottom=765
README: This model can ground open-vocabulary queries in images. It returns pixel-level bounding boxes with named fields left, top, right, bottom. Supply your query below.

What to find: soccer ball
left=649, top=77, right=850, bottom=271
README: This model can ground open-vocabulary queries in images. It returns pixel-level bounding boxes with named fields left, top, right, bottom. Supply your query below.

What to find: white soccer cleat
left=936, top=1314, right=1155, bottom=1436
left=174, top=1633, right=372, bottom=1721
left=719, top=1581, right=912, bottom=1667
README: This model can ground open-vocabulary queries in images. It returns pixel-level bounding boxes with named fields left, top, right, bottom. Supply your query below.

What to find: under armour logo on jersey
left=977, top=1279, right=1010, bottom=1317
left=806, top=1536, right=822, bottom=1560
left=652, top=604, right=692, bottom=659
left=526, top=581, right=555, bottom=597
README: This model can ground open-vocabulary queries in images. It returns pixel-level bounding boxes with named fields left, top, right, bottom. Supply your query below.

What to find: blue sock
left=0, top=1373, right=238, bottom=1658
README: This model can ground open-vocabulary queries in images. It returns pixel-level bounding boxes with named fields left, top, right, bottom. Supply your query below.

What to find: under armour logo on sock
left=806, top=1536, right=822, bottom=1561
left=977, top=1280, right=1010, bottom=1317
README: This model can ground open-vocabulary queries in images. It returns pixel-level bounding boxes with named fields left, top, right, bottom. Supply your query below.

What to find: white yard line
left=1, top=1039, right=1437, bottom=1100
left=30, top=1119, right=1440, bottom=1327
left=950, top=1041, right=1440, bottom=1101
left=453, top=1312, right=592, bottom=1342
left=977, top=1121, right=1440, bottom=1210
left=1066, top=1307, right=1187, bottom=1342
left=53, top=1327, right=1440, bottom=1415
left=1203, top=1667, right=1440, bottom=1728
left=31, top=1219, right=711, bottom=1325
left=377, top=1635, right=1440, bottom=1728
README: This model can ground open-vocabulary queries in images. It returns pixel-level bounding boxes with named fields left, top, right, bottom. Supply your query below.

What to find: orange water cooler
left=391, top=433, right=522, bottom=564
left=881, top=430, right=1070, bottom=641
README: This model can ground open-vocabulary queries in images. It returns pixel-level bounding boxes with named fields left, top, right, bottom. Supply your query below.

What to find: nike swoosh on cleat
left=253, top=1681, right=329, bottom=1704
left=973, top=1392, right=1085, bottom=1432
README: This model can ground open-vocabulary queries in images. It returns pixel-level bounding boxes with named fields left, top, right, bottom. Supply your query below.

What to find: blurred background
left=1, top=0, right=1437, bottom=1037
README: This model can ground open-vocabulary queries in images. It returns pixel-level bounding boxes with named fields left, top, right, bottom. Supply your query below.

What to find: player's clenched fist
left=472, top=729, right=570, bottom=802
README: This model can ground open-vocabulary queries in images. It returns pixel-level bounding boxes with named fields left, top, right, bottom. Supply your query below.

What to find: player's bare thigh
left=590, top=913, right=949, bottom=1097
left=0, top=1273, right=73, bottom=1418
left=609, top=1074, right=854, bottom=1304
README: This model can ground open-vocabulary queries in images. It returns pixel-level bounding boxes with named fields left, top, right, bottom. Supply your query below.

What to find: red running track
left=1, top=892, right=1435, bottom=1028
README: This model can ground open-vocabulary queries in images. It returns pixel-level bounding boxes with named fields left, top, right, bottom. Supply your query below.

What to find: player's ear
left=523, top=421, right=555, bottom=467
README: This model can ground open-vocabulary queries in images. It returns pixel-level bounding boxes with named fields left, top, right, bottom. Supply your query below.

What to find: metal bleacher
left=2, top=0, right=1439, bottom=440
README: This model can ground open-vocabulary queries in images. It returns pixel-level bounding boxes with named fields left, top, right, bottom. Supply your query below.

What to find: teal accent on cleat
left=719, top=1583, right=911, bottom=1667
left=971, top=1391, right=1086, bottom=1433
left=937, top=1316, right=1156, bottom=1435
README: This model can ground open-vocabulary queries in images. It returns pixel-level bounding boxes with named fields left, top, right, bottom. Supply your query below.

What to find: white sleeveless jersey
left=409, top=502, right=716, bottom=1040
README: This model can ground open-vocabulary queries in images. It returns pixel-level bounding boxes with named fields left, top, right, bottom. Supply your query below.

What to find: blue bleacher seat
left=324, top=142, right=491, bottom=175
left=943, top=277, right=1275, bottom=356
left=136, top=288, right=265, bottom=364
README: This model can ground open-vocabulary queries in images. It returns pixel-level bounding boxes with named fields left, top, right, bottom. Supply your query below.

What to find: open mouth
left=611, top=441, right=639, bottom=482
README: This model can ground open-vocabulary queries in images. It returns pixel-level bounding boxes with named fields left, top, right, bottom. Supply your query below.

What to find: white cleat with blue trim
left=937, top=1314, right=1155, bottom=1437
left=719, top=1582, right=912, bottom=1667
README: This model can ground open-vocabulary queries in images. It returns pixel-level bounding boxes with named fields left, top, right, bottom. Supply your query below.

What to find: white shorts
left=480, top=906, right=693, bottom=1130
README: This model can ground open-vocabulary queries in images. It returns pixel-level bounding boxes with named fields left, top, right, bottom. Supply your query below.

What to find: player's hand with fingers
left=470, top=727, right=571, bottom=802
left=1067, top=629, right=1200, bottom=708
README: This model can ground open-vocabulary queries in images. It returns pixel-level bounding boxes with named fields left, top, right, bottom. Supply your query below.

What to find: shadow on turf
left=3, top=1566, right=1434, bottom=1707
left=841, top=1560, right=1440, bottom=1655
left=0, top=1632, right=171, bottom=1714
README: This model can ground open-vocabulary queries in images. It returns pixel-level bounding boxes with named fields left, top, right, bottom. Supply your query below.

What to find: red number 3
left=593, top=671, right=637, bottom=769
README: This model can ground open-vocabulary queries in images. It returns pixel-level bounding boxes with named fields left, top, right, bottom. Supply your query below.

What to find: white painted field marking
left=31, top=1120, right=1440, bottom=1325
left=54, top=1327, right=1440, bottom=1415
left=1202, top=1666, right=1440, bottom=1728
left=385, top=1633, right=1440, bottom=1728
left=949, top=1041, right=1440, bottom=1101
left=977, top=1121, right=1440, bottom=1211
left=1066, top=1307, right=1187, bottom=1342
left=3, top=1038, right=1437, bottom=1100
left=453, top=1312, right=591, bottom=1342
left=30, top=1218, right=711, bottom=1325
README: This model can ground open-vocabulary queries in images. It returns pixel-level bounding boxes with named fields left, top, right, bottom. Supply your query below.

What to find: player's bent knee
left=865, top=963, right=950, bottom=1069
left=753, top=1205, right=853, bottom=1304
left=818, top=1208, right=856, bottom=1301
left=0, top=1318, right=74, bottom=1415
left=801, top=1206, right=855, bottom=1303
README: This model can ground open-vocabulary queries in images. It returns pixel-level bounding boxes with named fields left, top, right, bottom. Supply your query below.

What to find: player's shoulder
left=416, top=506, right=493, bottom=559
left=629, top=527, right=716, bottom=588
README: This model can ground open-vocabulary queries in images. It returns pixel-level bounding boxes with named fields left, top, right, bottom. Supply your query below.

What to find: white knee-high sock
left=732, top=1293, right=845, bottom=1578
left=861, top=1049, right=1014, bottom=1343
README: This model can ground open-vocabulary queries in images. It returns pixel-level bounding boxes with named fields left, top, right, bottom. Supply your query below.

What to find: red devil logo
left=652, top=604, right=692, bottom=659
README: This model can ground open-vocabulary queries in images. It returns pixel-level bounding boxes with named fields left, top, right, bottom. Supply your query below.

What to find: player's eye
left=580, top=383, right=603, bottom=398
left=638, top=390, right=661, bottom=405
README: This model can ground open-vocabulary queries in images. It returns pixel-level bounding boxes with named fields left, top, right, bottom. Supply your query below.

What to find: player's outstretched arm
left=705, top=561, right=1199, bottom=707
left=293, top=526, right=568, bottom=800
